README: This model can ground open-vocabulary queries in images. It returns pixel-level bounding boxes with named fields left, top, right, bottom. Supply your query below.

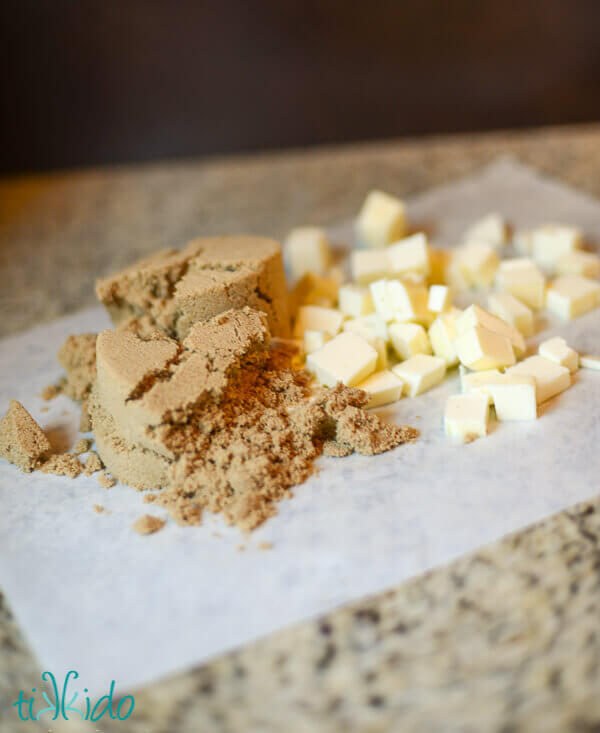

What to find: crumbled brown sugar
left=58, top=333, right=97, bottom=401
left=89, top=307, right=417, bottom=531
left=97, top=470, right=116, bottom=489
left=132, top=515, right=166, bottom=535
left=73, top=438, right=92, bottom=455
left=40, top=454, right=83, bottom=479
left=0, top=400, right=51, bottom=472
left=83, top=451, right=103, bottom=476
left=41, top=383, right=61, bottom=401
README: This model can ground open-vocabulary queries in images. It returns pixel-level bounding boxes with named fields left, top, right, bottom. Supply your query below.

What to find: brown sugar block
left=90, top=396, right=170, bottom=490
left=97, top=471, right=115, bottom=489
left=95, top=309, right=270, bottom=458
left=0, top=400, right=51, bottom=472
left=95, top=236, right=290, bottom=340
left=132, top=515, right=166, bottom=535
left=57, top=333, right=98, bottom=401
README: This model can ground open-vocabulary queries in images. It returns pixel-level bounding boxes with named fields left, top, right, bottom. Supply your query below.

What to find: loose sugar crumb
left=97, top=470, right=115, bottom=489
left=132, top=515, right=166, bottom=535
left=73, top=438, right=92, bottom=455
left=258, top=541, right=273, bottom=551
left=39, top=454, right=83, bottom=478
left=41, top=383, right=62, bottom=401
left=84, top=451, right=103, bottom=476
left=93, top=504, right=105, bottom=514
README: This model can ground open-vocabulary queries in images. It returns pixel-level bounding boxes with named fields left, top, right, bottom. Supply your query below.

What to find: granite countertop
left=2, top=124, right=600, bottom=732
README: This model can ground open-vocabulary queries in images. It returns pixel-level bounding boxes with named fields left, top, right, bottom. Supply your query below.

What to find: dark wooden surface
left=2, top=0, right=600, bottom=173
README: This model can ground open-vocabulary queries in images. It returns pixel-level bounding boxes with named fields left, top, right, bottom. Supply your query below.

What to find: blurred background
left=2, top=0, right=600, bottom=174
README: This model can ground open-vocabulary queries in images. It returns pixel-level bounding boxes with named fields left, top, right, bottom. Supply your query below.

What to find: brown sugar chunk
left=95, top=236, right=290, bottom=340
left=132, top=515, right=166, bottom=535
left=40, top=454, right=83, bottom=478
left=41, top=383, right=61, bottom=401
left=83, top=450, right=103, bottom=475
left=97, top=471, right=116, bottom=489
left=57, top=333, right=98, bottom=401
left=73, top=438, right=92, bottom=455
left=0, top=400, right=51, bottom=472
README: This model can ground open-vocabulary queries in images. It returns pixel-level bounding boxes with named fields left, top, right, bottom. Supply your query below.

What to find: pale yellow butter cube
left=456, top=304, right=525, bottom=357
left=338, top=284, right=374, bottom=318
left=387, top=232, right=430, bottom=277
left=370, top=278, right=395, bottom=322
left=580, top=355, right=600, bottom=370
left=303, top=330, right=331, bottom=355
left=293, top=305, right=344, bottom=339
left=285, top=227, right=331, bottom=279
left=389, top=322, right=432, bottom=361
left=445, top=259, right=472, bottom=292
left=454, top=326, right=516, bottom=371
left=306, top=332, right=377, bottom=387
left=444, top=393, right=490, bottom=441
left=506, top=355, right=571, bottom=404
left=428, top=309, right=461, bottom=367
left=487, top=376, right=537, bottom=421
left=538, top=337, right=579, bottom=373
left=464, top=213, right=507, bottom=249
left=487, top=293, right=534, bottom=338
left=555, top=250, right=600, bottom=279
left=351, top=249, right=391, bottom=285
left=531, top=224, right=582, bottom=271
left=342, top=314, right=389, bottom=343
left=355, top=190, right=406, bottom=249
left=357, top=370, right=404, bottom=408
left=456, top=242, right=499, bottom=289
left=460, top=368, right=502, bottom=394
left=545, top=275, right=600, bottom=320
left=513, top=230, right=534, bottom=256
left=428, top=284, right=452, bottom=313
left=392, top=354, right=446, bottom=396
left=496, top=258, right=546, bottom=310
left=387, top=279, right=431, bottom=324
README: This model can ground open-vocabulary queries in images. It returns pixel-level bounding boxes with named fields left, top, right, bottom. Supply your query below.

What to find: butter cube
left=580, top=355, right=600, bottom=370
left=355, top=190, right=406, bottom=249
left=387, top=233, right=430, bottom=278
left=293, top=305, right=344, bottom=339
left=392, top=354, right=446, bottom=396
left=513, top=230, right=533, bottom=256
left=387, top=279, right=431, bottom=324
left=357, top=370, right=404, bottom=408
left=455, top=242, right=499, bottom=289
left=460, top=368, right=502, bottom=394
left=487, top=376, right=537, bottom=421
left=338, top=284, right=374, bottom=317
left=289, top=273, right=340, bottom=314
left=351, top=249, right=391, bottom=285
left=306, top=332, right=378, bottom=387
left=428, top=248, right=451, bottom=285
left=303, top=330, right=331, bottom=355
left=545, top=275, right=600, bottom=320
left=389, top=323, right=432, bottom=361
left=454, top=326, right=516, bottom=371
left=487, top=293, right=534, bottom=338
left=555, top=250, right=600, bottom=279
left=444, top=393, right=490, bottom=441
left=538, top=337, right=579, bottom=373
left=370, top=278, right=395, bottom=322
left=496, top=258, right=546, bottom=310
left=445, top=259, right=471, bottom=292
left=285, top=227, right=331, bottom=279
left=428, top=309, right=461, bottom=367
left=343, top=314, right=389, bottom=343
left=464, top=213, right=507, bottom=249
left=531, top=224, right=582, bottom=271
left=456, top=304, right=525, bottom=357
left=357, top=335, right=389, bottom=371
left=428, top=285, right=452, bottom=313
left=506, top=356, right=571, bottom=404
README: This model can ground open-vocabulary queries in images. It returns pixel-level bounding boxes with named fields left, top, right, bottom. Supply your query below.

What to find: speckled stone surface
left=2, top=125, right=600, bottom=732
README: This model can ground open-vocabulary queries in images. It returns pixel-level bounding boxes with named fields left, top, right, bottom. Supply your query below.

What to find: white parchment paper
left=1, top=158, right=599, bottom=698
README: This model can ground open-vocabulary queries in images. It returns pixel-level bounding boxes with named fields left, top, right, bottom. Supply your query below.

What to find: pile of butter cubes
left=284, top=190, right=600, bottom=442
